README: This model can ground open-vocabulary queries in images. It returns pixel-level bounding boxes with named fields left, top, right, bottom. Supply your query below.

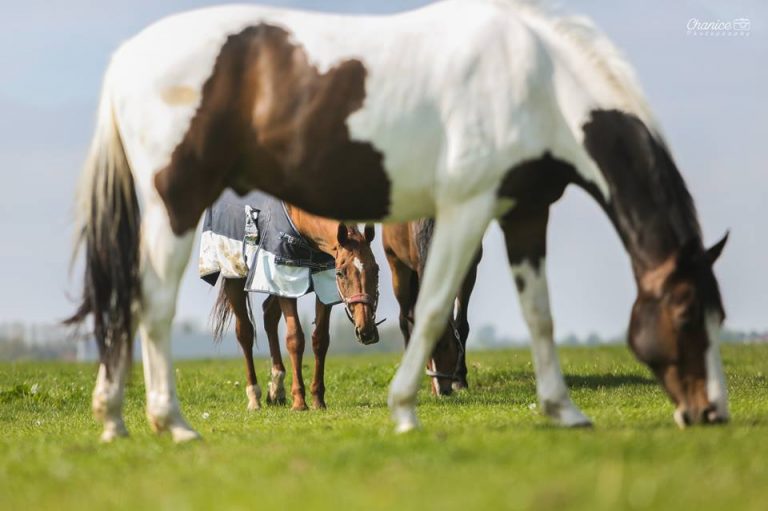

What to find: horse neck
left=578, top=110, right=703, bottom=280
left=284, top=204, right=338, bottom=256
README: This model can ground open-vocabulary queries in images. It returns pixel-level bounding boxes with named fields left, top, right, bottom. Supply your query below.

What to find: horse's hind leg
left=310, top=297, right=332, bottom=409
left=262, top=295, right=286, bottom=405
left=278, top=298, right=308, bottom=411
left=224, top=278, right=261, bottom=411
left=499, top=208, right=591, bottom=427
left=138, top=205, right=200, bottom=442
left=92, top=340, right=130, bottom=442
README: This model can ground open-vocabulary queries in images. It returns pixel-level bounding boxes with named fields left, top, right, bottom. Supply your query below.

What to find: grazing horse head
left=334, top=224, right=380, bottom=345
left=629, top=234, right=729, bottom=427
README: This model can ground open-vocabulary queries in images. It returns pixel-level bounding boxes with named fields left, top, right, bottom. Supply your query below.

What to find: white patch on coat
left=705, top=311, right=730, bottom=420
left=353, top=257, right=364, bottom=273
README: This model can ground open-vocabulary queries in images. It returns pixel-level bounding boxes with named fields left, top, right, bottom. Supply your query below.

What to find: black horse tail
left=65, top=74, right=140, bottom=376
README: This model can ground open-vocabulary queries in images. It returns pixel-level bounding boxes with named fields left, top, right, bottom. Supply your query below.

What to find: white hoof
left=542, top=400, right=592, bottom=427
left=99, top=421, right=129, bottom=443
left=246, top=384, right=262, bottom=411
left=391, top=404, right=421, bottom=434
left=673, top=408, right=687, bottom=429
left=170, top=424, right=202, bottom=443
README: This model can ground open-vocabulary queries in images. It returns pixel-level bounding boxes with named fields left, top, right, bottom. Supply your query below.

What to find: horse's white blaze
left=353, top=257, right=364, bottom=273
left=511, top=259, right=591, bottom=426
left=705, top=311, right=730, bottom=419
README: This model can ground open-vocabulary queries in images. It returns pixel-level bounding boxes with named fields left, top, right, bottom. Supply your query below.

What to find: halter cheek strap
left=336, top=277, right=385, bottom=326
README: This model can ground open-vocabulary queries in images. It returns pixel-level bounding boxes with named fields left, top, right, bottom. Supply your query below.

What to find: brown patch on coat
left=154, top=24, right=391, bottom=235
left=496, top=152, right=579, bottom=267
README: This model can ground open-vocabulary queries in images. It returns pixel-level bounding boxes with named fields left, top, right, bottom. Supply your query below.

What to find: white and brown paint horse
left=69, top=0, right=730, bottom=441
left=211, top=216, right=379, bottom=412
left=383, top=219, right=481, bottom=396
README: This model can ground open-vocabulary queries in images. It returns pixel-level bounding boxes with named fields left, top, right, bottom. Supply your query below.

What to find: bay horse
left=209, top=208, right=380, bottom=412
left=69, top=0, right=730, bottom=441
left=383, top=220, right=482, bottom=396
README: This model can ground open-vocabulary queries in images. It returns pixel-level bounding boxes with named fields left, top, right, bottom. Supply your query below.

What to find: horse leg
left=263, top=295, right=286, bottom=405
left=310, top=297, right=332, bottom=409
left=138, top=204, right=200, bottom=442
left=279, top=298, right=308, bottom=411
left=453, top=246, right=482, bottom=390
left=500, top=208, right=591, bottom=427
left=92, top=340, right=130, bottom=442
left=388, top=194, right=494, bottom=432
left=224, top=278, right=262, bottom=411
left=386, top=253, right=416, bottom=347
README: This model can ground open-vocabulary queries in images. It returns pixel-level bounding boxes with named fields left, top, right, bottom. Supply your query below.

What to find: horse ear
left=364, top=224, right=375, bottom=243
left=706, top=231, right=729, bottom=265
left=337, top=223, right=349, bottom=245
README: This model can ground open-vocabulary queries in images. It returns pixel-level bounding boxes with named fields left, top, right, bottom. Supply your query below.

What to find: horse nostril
left=682, top=410, right=692, bottom=426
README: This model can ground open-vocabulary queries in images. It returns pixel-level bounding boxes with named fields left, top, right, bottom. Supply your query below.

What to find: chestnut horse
left=383, top=220, right=482, bottom=396
left=210, top=212, right=380, bottom=412
left=69, top=1, right=730, bottom=441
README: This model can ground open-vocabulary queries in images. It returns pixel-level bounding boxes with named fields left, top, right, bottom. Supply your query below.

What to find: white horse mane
left=493, top=0, right=659, bottom=132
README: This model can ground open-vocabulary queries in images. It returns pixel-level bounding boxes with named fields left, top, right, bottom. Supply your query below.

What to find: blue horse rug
left=199, top=189, right=341, bottom=305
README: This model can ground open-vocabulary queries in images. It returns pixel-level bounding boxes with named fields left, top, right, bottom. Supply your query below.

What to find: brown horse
left=211, top=205, right=380, bottom=411
left=383, top=220, right=482, bottom=396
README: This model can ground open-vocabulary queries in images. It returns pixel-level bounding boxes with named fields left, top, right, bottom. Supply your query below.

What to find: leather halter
left=336, top=278, right=385, bottom=327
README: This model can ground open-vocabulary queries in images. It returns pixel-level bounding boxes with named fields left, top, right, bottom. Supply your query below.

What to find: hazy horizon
left=0, top=0, right=765, bottom=347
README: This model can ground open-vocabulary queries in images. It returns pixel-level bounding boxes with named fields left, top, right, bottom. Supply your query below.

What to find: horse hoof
left=392, top=405, right=421, bottom=434
left=291, top=402, right=308, bottom=412
left=171, top=426, right=202, bottom=443
left=312, top=400, right=327, bottom=410
left=247, top=400, right=262, bottom=411
left=543, top=400, right=593, bottom=428
left=99, top=423, right=129, bottom=443
left=267, top=396, right=287, bottom=406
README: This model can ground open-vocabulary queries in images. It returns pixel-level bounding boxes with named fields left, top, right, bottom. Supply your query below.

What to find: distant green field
left=1, top=344, right=766, bottom=511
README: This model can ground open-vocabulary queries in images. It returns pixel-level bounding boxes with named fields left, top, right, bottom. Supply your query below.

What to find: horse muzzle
left=355, top=326, right=379, bottom=345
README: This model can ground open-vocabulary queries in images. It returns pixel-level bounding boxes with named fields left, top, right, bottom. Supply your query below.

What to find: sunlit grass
left=1, top=344, right=766, bottom=510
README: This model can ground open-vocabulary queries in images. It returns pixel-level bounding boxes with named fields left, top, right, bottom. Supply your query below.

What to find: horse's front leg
left=500, top=208, right=591, bottom=427
left=263, top=296, right=286, bottom=405
left=279, top=298, right=308, bottom=411
left=311, top=297, right=332, bottom=409
left=388, top=194, right=495, bottom=433
left=138, top=205, right=200, bottom=442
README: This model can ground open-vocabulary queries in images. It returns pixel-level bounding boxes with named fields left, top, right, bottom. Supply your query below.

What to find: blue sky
left=0, top=0, right=765, bottom=343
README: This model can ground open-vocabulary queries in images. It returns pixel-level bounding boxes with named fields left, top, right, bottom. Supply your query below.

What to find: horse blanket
left=199, top=189, right=341, bottom=305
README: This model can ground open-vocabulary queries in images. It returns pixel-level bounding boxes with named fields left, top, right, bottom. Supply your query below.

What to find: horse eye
left=335, top=269, right=344, bottom=278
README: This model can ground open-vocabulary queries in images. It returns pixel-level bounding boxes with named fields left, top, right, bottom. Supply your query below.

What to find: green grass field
left=1, top=344, right=766, bottom=511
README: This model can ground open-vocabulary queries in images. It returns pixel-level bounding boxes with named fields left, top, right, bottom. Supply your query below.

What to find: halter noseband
left=336, top=277, right=385, bottom=327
